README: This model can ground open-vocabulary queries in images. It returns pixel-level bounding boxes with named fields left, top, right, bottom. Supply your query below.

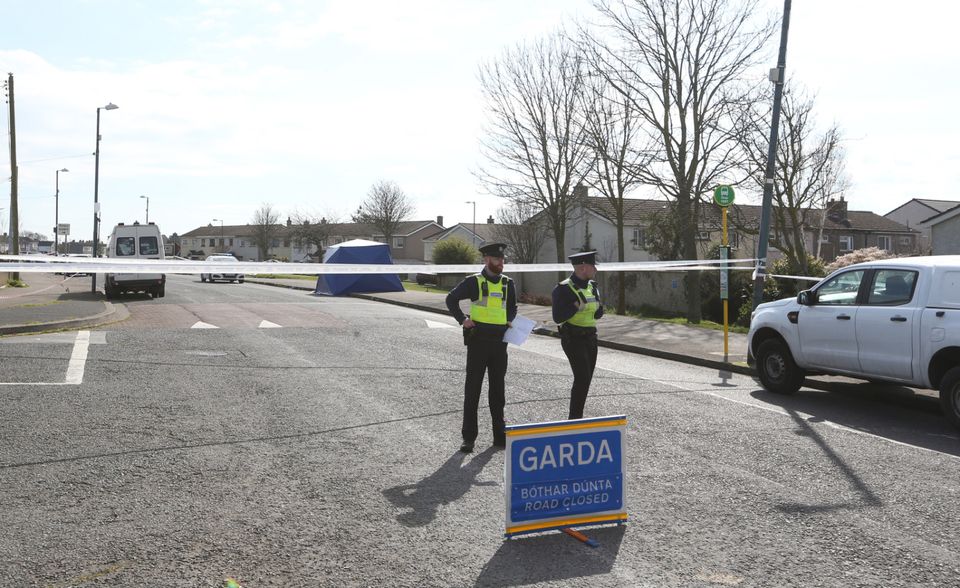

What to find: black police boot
left=493, top=434, right=506, bottom=449
left=459, top=441, right=475, bottom=453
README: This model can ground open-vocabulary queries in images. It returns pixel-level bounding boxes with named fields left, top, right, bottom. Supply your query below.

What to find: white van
left=104, top=221, right=166, bottom=299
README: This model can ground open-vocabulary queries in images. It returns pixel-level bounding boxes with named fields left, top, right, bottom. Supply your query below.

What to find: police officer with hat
left=552, top=251, right=604, bottom=420
left=445, top=242, right=517, bottom=453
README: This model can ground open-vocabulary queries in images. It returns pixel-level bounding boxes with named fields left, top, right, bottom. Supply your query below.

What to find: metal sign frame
left=504, top=414, right=627, bottom=538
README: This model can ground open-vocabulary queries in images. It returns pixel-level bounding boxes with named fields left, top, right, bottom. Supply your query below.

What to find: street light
left=92, top=102, right=118, bottom=293
left=465, top=201, right=476, bottom=247
left=55, top=168, right=69, bottom=255
left=212, top=218, right=224, bottom=252
left=140, top=194, right=149, bottom=223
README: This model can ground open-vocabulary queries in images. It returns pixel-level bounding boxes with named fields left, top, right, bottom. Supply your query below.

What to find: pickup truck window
left=866, top=269, right=917, bottom=306
left=815, top=270, right=864, bottom=306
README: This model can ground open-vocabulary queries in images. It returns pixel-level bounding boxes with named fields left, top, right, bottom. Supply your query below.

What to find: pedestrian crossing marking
left=191, top=321, right=219, bottom=329
left=425, top=319, right=456, bottom=329
left=259, top=320, right=281, bottom=328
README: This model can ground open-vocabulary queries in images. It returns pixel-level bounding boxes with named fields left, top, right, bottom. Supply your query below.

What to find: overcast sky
left=2, top=0, right=958, bottom=242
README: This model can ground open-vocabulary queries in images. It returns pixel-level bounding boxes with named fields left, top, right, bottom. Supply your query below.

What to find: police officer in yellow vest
left=552, top=251, right=604, bottom=420
left=445, top=242, right=517, bottom=453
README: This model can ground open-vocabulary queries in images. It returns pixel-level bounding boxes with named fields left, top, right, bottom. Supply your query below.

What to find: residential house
left=918, top=203, right=960, bottom=254
left=369, top=219, right=445, bottom=264
left=179, top=218, right=445, bottom=262
left=884, top=198, right=958, bottom=254
left=421, top=216, right=507, bottom=262
left=525, top=193, right=918, bottom=314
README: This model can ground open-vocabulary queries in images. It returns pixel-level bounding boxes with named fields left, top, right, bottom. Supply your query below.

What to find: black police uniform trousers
left=560, top=327, right=598, bottom=420
left=462, top=333, right=508, bottom=445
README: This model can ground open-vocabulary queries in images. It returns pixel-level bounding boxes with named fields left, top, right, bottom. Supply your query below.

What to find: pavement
left=0, top=273, right=751, bottom=374
left=0, top=272, right=128, bottom=336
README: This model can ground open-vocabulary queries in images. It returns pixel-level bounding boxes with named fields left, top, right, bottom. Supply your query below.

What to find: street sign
left=720, top=246, right=729, bottom=300
left=713, top=185, right=735, bottom=207
left=504, top=415, right=627, bottom=538
left=57, top=223, right=70, bottom=236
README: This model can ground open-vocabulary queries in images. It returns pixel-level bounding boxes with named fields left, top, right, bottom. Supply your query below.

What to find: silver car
left=200, top=254, right=245, bottom=283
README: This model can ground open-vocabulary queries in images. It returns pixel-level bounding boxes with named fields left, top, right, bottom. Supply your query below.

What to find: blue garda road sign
left=504, top=415, right=627, bottom=537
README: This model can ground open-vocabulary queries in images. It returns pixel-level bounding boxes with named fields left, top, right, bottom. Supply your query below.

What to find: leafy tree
left=433, top=237, right=479, bottom=265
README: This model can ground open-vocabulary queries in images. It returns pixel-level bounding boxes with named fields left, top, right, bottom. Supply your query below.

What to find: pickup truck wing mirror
left=797, top=290, right=814, bottom=306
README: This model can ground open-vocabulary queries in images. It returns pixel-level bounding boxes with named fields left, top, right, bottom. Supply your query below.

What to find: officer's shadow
left=382, top=447, right=498, bottom=527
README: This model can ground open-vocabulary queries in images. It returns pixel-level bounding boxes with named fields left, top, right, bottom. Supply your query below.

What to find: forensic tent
left=314, top=239, right=405, bottom=296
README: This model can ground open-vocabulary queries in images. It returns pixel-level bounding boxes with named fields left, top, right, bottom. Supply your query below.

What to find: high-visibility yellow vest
left=561, top=279, right=599, bottom=327
left=469, top=274, right=508, bottom=325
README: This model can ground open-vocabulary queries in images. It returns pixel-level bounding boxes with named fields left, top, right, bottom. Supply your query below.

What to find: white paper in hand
left=503, top=315, right=536, bottom=346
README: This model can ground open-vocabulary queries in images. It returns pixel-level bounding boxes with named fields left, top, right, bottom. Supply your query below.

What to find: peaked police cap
left=568, top=251, right=598, bottom=265
left=479, top=242, right=507, bottom=258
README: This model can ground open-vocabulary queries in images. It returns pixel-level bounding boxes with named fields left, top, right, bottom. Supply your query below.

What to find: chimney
left=826, top=196, right=848, bottom=222
left=573, top=183, right=588, bottom=199
left=436, top=215, right=444, bottom=226
left=286, top=217, right=292, bottom=227
left=487, top=215, right=494, bottom=224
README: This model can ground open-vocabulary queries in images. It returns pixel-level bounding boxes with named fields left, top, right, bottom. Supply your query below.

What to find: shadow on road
left=382, top=447, right=498, bottom=527
left=474, top=524, right=625, bottom=587
left=749, top=379, right=960, bottom=458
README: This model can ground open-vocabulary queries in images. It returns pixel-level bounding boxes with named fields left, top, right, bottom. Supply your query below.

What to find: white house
left=884, top=198, right=959, bottom=254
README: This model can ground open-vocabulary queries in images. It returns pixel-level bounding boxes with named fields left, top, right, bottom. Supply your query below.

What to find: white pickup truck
left=748, top=255, right=960, bottom=429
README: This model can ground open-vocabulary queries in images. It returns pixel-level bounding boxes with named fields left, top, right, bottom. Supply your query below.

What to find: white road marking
left=425, top=319, right=456, bottom=329
left=191, top=321, right=219, bottom=329
left=0, top=330, right=91, bottom=386
left=259, top=320, right=281, bottom=328
left=64, top=330, right=90, bottom=384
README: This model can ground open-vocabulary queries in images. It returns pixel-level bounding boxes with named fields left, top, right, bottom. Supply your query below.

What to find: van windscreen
left=139, top=236, right=159, bottom=256
left=116, top=236, right=136, bottom=256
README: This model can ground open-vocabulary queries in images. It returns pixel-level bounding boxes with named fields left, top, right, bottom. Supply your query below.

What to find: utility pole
left=752, top=0, right=792, bottom=310
left=6, top=73, right=19, bottom=281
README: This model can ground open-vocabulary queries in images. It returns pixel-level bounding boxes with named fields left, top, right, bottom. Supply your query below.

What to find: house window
left=820, top=234, right=830, bottom=243
left=283, top=239, right=290, bottom=247
left=394, top=237, right=405, bottom=249
left=697, top=231, right=711, bottom=241
left=271, top=239, right=280, bottom=247
left=899, top=236, right=911, bottom=246
left=228, top=238, right=234, bottom=247
left=877, top=235, right=892, bottom=251
left=631, top=227, right=646, bottom=250
left=839, top=235, right=853, bottom=252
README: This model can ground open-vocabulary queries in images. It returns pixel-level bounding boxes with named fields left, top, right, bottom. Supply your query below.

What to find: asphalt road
left=1, top=274, right=959, bottom=587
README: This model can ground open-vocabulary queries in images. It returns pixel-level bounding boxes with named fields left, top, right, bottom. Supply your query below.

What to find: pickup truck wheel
left=201, top=275, right=206, bottom=283
left=756, top=339, right=803, bottom=395
left=939, top=367, right=960, bottom=429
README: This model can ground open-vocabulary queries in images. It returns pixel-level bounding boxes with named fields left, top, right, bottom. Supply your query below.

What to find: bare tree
left=493, top=200, right=550, bottom=293
left=494, top=200, right=549, bottom=265
left=289, top=211, right=340, bottom=262
left=351, top=180, right=415, bottom=246
left=477, top=33, right=592, bottom=266
left=579, top=63, right=652, bottom=314
left=735, top=84, right=849, bottom=273
left=251, top=203, right=281, bottom=261
left=586, top=0, right=775, bottom=322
